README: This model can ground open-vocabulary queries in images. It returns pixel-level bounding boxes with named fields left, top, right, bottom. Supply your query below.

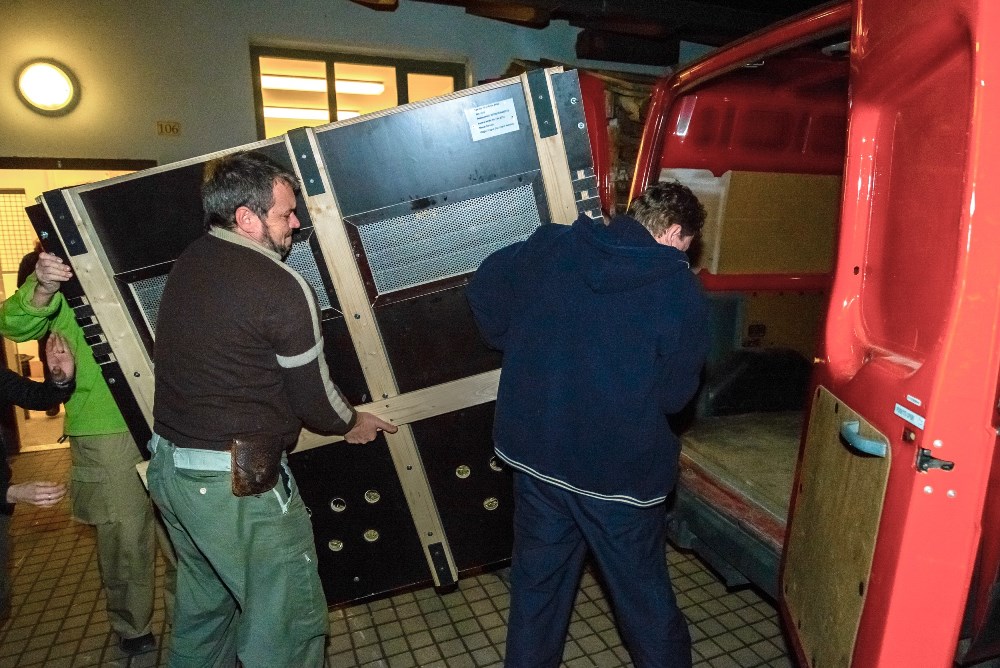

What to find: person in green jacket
left=0, top=251, right=175, bottom=656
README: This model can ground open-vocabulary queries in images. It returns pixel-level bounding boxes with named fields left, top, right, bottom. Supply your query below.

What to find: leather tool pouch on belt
left=230, top=435, right=283, bottom=497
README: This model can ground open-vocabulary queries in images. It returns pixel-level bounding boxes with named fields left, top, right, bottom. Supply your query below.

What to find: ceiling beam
left=576, top=29, right=680, bottom=67
left=464, top=2, right=550, bottom=28
left=349, top=0, right=399, bottom=10
left=569, top=17, right=673, bottom=39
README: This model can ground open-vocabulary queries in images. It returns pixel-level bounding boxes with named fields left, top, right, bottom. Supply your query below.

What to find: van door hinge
left=916, top=448, right=955, bottom=472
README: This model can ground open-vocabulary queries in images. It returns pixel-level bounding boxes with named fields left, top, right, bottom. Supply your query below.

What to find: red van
left=583, top=0, right=1000, bottom=665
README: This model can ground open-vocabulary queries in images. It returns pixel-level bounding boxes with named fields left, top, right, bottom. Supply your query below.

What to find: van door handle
left=839, top=420, right=887, bottom=457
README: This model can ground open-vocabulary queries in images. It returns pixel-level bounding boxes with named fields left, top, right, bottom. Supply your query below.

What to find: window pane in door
left=407, top=73, right=455, bottom=103
left=259, top=57, right=330, bottom=138
left=334, top=63, right=397, bottom=120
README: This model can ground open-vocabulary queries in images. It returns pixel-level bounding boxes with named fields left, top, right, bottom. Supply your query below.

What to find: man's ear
left=655, top=223, right=693, bottom=251
left=234, top=205, right=259, bottom=235
left=654, top=223, right=680, bottom=246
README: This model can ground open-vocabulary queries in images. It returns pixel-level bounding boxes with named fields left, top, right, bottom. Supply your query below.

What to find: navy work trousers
left=505, top=472, right=691, bottom=668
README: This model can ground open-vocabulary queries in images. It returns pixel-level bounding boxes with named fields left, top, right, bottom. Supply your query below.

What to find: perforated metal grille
left=129, top=274, right=169, bottom=336
left=285, top=238, right=332, bottom=311
left=358, top=183, right=542, bottom=295
left=128, top=238, right=332, bottom=339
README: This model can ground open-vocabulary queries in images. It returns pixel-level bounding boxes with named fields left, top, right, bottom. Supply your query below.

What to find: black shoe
left=119, top=632, right=156, bottom=655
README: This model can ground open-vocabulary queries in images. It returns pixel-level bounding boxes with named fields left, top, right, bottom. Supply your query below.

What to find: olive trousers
left=147, top=434, right=328, bottom=668
left=70, top=432, right=176, bottom=641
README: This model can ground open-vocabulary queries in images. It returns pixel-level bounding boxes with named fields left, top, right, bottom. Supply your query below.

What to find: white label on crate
left=906, top=394, right=923, bottom=407
left=465, top=99, right=519, bottom=141
left=894, top=403, right=926, bottom=430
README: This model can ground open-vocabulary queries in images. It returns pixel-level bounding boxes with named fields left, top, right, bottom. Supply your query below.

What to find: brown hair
left=627, top=181, right=706, bottom=239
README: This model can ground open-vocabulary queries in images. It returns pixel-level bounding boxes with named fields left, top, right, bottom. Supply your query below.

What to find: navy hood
left=575, top=213, right=692, bottom=294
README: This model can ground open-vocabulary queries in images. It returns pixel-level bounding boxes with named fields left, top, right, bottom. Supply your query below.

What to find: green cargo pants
left=70, top=431, right=176, bottom=640
left=147, top=434, right=328, bottom=668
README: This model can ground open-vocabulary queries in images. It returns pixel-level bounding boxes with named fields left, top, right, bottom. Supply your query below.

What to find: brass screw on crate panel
left=330, top=498, right=346, bottom=512
left=364, top=490, right=381, bottom=504
left=363, top=529, right=379, bottom=542
left=455, top=465, right=471, bottom=479
left=328, top=539, right=344, bottom=552
left=483, top=497, right=499, bottom=511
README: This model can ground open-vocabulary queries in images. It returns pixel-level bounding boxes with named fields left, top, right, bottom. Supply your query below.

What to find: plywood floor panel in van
left=680, top=411, right=803, bottom=525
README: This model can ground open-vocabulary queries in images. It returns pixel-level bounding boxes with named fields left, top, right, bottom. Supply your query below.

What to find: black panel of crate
left=290, top=437, right=430, bottom=607
left=76, top=142, right=311, bottom=275
left=410, top=403, right=513, bottom=571
left=373, top=284, right=501, bottom=394
left=315, top=83, right=541, bottom=218
left=320, top=315, right=370, bottom=406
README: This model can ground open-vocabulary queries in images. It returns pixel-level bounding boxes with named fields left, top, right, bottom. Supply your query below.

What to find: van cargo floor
left=672, top=411, right=804, bottom=596
left=681, top=411, right=803, bottom=522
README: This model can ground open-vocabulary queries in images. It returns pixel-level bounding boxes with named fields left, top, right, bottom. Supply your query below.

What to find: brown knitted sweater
left=152, top=227, right=356, bottom=451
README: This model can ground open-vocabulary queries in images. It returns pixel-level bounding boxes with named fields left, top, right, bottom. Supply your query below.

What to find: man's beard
left=262, top=230, right=292, bottom=259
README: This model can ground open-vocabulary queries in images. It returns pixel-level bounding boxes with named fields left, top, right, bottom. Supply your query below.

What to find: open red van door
left=781, top=0, right=1000, bottom=665
left=618, top=0, right=1000, bottom=663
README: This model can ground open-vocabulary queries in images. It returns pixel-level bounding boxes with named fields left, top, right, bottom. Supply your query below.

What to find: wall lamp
left=16, top=59, right=80, bottom=116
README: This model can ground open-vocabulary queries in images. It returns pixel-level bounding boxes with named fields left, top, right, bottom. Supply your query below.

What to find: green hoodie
left=0, top=274, right=127, bottom=436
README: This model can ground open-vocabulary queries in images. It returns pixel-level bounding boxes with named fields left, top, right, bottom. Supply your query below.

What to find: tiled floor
left=1, top=448, right=793, bottom=667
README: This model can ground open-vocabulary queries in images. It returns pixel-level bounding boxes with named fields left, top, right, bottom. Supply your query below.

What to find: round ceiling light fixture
left=16, top=59, right=80, bottom=116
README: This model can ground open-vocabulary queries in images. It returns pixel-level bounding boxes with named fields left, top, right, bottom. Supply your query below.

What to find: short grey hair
left=202, top=151, right=300, bottom=231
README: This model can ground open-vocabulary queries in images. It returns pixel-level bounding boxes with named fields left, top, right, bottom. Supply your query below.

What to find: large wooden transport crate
left=27, top=67, right=599, bottom=607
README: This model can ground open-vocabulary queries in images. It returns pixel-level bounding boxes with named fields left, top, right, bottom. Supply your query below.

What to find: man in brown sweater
left=148, top=151, right=395, bottom=668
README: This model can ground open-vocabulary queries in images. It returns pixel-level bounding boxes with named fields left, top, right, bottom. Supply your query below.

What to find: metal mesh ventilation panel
left=129, top=237, right=332, bottom=338
left=358, top=183, right=542, bottom=296
left=129, top=274, right=170, bottom=336
left=284, top=236, right=333, bottom=311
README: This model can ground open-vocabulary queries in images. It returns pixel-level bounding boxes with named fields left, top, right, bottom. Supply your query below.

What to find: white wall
left=0, top=0, right=593, bottom=165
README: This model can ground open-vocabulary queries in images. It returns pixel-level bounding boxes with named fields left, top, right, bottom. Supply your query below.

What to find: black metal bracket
left=917, top=448, right=955, bottom=472
left=42, top=190, right=87, bottom=256
left=526, top=69, right=557, bottom=139
left=287, top=128, right=326, bottom=197
left=427, top=541, right=455, bottom=587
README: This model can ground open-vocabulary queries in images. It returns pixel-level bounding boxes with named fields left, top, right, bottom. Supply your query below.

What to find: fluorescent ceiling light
left=335, top=79, right=384, bottom=95
left=260, top=74, right=327, bottom=92
left=263, top=106, right=330, bottom=121
left=337, top=110, right=360, bottom=120
left=260, top=75, right=385, bottom=96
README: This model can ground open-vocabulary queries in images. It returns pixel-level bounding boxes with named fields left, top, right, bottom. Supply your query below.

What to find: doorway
left=0, top=158, right=153, bottom=452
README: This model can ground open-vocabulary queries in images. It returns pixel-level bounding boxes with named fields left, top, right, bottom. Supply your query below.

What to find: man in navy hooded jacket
left=466, top=181, right=710, bottom=668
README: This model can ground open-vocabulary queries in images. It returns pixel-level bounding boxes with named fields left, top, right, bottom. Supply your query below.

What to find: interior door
left=781, top=0, right=1000, bottom=666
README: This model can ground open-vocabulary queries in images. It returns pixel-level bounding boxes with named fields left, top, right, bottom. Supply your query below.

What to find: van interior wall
left=666, top=168, right=841, bottom=534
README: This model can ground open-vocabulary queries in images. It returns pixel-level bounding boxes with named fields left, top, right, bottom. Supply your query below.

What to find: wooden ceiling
left=350, top=0, right=835, bottom=66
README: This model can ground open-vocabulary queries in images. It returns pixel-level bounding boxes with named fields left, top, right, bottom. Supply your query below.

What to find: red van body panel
left=592, top=0, right=1000, bottom=664
left=817, top=0, right=1000, bottom=664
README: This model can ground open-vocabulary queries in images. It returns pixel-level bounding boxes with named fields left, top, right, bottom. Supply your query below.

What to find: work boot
left=119, top=632, right=156, bottom=655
